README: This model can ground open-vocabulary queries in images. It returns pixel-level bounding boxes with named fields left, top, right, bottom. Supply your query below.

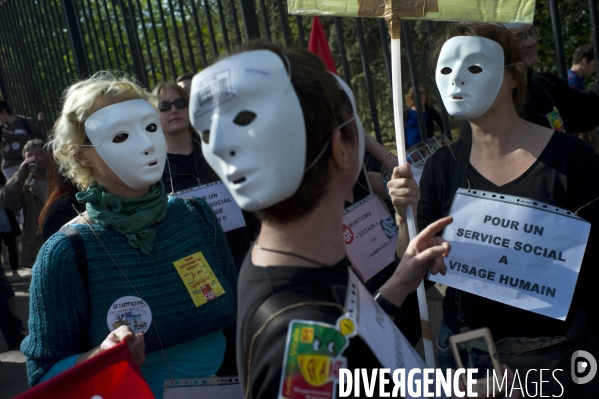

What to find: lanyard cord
left=72, top=205, right=175, bottom=382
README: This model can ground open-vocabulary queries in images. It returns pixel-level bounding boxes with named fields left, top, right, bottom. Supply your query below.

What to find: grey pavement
left=0, top=266, right=29, bottom=399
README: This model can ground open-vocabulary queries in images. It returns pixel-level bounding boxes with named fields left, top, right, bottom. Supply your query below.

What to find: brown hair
left=236, top=41, right=357, bottom=224
left=404, top=86, right=429, bottom=109
left=0, top=99, right=14, bottom=115
left=176, top=73, right=195, bottom=83
left=22, top=139, right=45, bottom=158
left=152, top=81, right=190, bottom=101
left=573, top=44, right=595, bottom=65
left=38, top=154, right=79, bottom=232
left=430, top=23, right=526, bottom=111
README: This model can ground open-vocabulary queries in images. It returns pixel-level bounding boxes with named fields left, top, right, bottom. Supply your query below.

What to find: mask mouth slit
left=149, top=161, right=158, bottom=166
left=452, top=96, right=463, bottom=100
left=233, top=177, right=246, bottom=185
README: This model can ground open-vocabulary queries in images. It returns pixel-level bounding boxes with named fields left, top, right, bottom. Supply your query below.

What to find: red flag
left=16, top=342, right=154, bottom=399
left=308, top=16, right=338, bottom=75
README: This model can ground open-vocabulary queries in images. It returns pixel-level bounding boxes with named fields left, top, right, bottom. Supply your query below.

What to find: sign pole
left=390, top=21, right=435, bottom=368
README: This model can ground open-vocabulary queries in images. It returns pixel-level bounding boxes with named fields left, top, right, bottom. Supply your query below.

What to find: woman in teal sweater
left=21, top=72, right=238, bottom=398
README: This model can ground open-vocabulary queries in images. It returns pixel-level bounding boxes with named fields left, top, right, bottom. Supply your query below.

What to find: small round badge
left=11, top=142, right=20, bottom=150
left=107, top=296, right=152, bottom=334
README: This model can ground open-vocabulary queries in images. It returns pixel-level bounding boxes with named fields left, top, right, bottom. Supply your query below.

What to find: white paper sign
left=175, top=181, right=245, bottom=233
left=343, top=194, right=398, bottom=281
left=346, top=273, right=443, bottom=398
left=164, top=376, right=243, bottom=399
left=429, top=188, right=591, bottom=320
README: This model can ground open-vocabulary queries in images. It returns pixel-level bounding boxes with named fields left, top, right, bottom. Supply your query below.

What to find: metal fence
left=0, top=0, right=598, bottom=144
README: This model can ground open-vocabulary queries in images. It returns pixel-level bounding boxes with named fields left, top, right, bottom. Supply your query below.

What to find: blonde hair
left=50, top=71, right=157, bottom=190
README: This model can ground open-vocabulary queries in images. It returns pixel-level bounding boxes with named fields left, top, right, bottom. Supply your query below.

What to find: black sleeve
left=417, top=149, right=447, bottom=233
left=567, top=146, right=599, bottom=337
left=428, top=106, right=444, bottom=136
left=535, top=72, right=599, bottom=133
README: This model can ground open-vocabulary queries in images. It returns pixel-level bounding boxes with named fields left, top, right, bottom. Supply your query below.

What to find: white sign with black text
left=428, top=188, right=590, bottom=320
left=174, top=181, right=245, bottom=233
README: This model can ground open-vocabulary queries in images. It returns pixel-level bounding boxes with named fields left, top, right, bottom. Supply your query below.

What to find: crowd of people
left=0, top=19, right=597, bottom=399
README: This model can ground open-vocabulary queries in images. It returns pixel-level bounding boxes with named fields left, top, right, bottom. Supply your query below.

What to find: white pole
left=391, top=37, right=436, bottom=368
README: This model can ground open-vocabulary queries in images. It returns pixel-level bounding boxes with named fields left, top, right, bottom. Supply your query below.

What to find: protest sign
left=15, top=342, right=153, bottom=399
left=343, top=194, right=398, bottom=281
left=289, top=0, right=535, bottom=22
left=429, top=188, right=591, bottom=320
left=164, top=376, right=243, bottom=399
left=175, top=181, right=245, bottom=232
left=406, top=134, right=452, bottom=185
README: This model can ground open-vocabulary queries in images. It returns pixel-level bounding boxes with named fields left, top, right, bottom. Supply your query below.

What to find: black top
left=418, top=132, right=599, bottom=340
left=461, top=69, right=599, bottom=138
left=161, top=136, right=260, bottom=264
left=41, top=195, right=86, bottom=241
left=236, top=255, right=384, bottom=399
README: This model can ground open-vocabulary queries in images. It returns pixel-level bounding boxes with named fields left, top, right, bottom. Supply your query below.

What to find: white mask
left=435, top=36, right=505, bottom=119
left=189, top=50, right=306, bottom=212
left=84, top=99, right=167, bottom=189
left=331, top=74, right=365, bottom=181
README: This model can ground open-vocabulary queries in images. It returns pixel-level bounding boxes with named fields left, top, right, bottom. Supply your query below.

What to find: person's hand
left=378, top=216, right=452, bottom=306
left=387, top=164, right=419, bottom=220
left=100, top=326, right=145, bottom=367
left=78, top=325, right=145, bottom=367
left=19, top=155, right=36, bottom=172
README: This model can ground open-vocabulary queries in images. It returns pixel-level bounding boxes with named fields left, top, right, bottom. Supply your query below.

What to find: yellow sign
left=173, top=251, right=225, bottom=307
left=288, top=0, right=535, bottom=24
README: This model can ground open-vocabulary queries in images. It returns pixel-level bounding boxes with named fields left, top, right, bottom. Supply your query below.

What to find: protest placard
left=405, top=134, right=452, bottom=185
left=429, top=188, right=591, bottom=320
left=174, top=181, right=245, bottom=233
left=343, top=194, right=398, bottom=281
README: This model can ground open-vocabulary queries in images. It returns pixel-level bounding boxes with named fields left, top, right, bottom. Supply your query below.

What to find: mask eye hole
left=112, top=133, right=129, bottom=143
left=233, top=111, right=256, bottom=126
left=146, top=123, right=158, bottom=132
left=468, top=65, right=483, bottom=74
left=440, top=67, right=452, bottom=75
left=202, top=130, right=210, bottom=144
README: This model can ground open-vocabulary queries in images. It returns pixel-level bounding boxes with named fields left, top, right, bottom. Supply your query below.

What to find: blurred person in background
left=568, top=44, right=596, bottom=90
left=403, top=85, right=444, bottom=148
left=0, top=99, right=45, bottom=180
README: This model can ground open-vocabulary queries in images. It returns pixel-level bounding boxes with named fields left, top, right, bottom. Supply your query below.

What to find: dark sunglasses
left=158, top=98, right=189, bottom=113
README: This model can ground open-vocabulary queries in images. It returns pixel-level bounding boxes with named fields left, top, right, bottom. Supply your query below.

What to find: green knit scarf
left=76, top=181, right=168, bottom=255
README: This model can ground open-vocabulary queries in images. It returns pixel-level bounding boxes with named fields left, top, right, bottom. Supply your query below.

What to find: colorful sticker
left=279, top=320, right=349, bottom=399
left=173, top=251, right=225, bottom=307
left=106, top=295, right=152, bottom=334
left=546, top=107, right=566, bottom=132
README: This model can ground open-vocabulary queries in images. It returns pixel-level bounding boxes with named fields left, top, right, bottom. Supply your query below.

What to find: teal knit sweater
left=22, top=196, right=238, bottom=387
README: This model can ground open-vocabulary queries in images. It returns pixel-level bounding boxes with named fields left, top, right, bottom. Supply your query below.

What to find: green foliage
left=1, top=0, right=597, bottom=133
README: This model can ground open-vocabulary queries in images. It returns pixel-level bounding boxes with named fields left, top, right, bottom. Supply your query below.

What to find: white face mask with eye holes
left=84, top=99, right=167, bottom=189
left=436, top=36, right=505, bottom=120
left=189, top=50, right=306, bottom=212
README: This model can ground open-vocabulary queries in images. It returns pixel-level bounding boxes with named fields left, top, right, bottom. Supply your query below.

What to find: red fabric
left=16, top=341, right=154, bottom=399
left=308, top=16, right=338, bottom=75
